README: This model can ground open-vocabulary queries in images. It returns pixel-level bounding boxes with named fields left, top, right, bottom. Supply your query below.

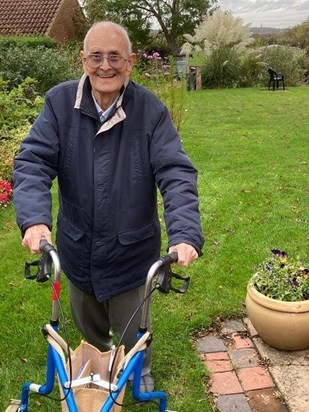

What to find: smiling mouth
left=97, top=73, right=116, bottom=79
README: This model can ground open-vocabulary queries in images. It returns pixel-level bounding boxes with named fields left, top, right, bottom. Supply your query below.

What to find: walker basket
left=60, top=340, right=126, bottom=412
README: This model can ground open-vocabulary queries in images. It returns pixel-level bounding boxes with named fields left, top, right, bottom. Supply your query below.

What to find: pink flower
left=152, top=52, right=161, bottom=60
left=0, top=194, right=9, bottom=202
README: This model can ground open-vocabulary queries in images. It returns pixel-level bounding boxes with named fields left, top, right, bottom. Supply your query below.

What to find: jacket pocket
left=57, top=214, right=85, bottom=241
left=118, top=222, right=154, bottom=245
left=56, top=214, right=90, bottom=276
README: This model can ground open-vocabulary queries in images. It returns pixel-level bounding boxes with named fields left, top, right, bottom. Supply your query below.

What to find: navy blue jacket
left=13, top=75, right=204, bottom=301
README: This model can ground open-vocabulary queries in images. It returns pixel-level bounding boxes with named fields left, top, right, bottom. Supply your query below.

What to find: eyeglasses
left=84, top=53, right=127, bottom=69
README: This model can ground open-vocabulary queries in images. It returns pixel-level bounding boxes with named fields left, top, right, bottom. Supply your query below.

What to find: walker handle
left=39, top=238, right=56, bottom=255
left=156, top=252, right=190, bottom=294
left=159, top=251, right=178, bottom=266
left=140, top=251, right=190, bottom=330
left=39, top=239, right=61, bottom=283
left=24, top=239, right=61, bottom=283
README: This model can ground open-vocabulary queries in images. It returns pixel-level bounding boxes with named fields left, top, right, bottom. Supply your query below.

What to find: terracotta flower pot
left=245, top=281, right=309, bottom=350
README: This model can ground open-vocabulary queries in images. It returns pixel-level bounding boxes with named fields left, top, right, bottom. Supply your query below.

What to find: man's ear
left=126, top=53, right=137, bottom=73
left=80, top=51, right=87, bottom=73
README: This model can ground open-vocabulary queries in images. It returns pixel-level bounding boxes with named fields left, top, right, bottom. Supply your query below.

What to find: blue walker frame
left=9, top=241, right=189, bottom=412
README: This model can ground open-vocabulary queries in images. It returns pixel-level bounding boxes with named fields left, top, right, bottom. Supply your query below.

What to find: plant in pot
left=245, top=249, right=309, bottom=350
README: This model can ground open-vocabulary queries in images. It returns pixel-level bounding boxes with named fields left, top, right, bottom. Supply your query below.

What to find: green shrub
left=238, top=50, right=265, bottom=87
left=0, top=76, right=41, bottom=181
left=259, top=45, right=305, bottom=86
left=206, top=45, right=307, bottom=88
left=0, top=35, right=56, bottom=50
left=0, top=77, right=43, bottom=131
left=201, top=47, right=241, bottom=88
left=0, top=44, right=82, bottom=93
left=0, top=125, right=30, bottom=181
left=240, top=45, right=305, bottom=87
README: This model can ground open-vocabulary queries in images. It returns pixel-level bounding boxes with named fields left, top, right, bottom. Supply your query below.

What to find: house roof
left=0, top=0, right=63, bottom=36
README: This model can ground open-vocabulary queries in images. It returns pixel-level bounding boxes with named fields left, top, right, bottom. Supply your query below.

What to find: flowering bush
left=251, top=249, right=309, bottom=301
left=139, top=50, right=170, bottom=78
left=0, top=180, right=13, bottom=208
left=143, top=50, right=162, bottom=61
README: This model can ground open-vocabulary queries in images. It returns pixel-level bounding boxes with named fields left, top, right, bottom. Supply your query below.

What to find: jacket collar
left=74, top=74, right=128, bottom=132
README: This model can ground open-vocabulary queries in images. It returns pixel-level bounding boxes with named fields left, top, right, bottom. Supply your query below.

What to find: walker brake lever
left=24, top=254, right=51, bottom=283
left=170, top=272, right=190, bottom=294
left=24, top=260, right=40, bottom=280
left=156, top=265, right=190, bottom=294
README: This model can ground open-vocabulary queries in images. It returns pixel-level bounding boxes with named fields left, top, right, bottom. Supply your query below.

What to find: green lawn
left=1, top=86, right=309, bottom=411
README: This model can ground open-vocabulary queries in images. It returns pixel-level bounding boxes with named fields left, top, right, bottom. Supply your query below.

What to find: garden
left=1, top=83, right=309, bottom=410
left=1, top=12, right=309, bottom=412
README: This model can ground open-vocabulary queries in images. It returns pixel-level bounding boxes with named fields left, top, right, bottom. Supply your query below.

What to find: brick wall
left=47, top=0, right=83, bottom=44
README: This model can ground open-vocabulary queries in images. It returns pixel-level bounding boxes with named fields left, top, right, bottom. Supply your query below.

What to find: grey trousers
left=68, top=281, right=152, bottom=375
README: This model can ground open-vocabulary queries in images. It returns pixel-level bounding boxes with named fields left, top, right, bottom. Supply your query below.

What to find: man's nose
left=99, top=56, right=112, bottom=69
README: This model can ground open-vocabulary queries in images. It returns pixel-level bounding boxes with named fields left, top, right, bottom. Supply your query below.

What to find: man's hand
left=22, top=224, right=52, bottom=254
left=168, top=243, right=198, bottom=267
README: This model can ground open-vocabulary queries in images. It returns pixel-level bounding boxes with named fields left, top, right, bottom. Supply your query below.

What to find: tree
left=81, top=0, right=218, bottom=52
left=285, top=18, right=309, bottom=49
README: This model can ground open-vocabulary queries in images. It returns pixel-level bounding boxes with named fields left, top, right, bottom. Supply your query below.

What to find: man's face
left=81, top=24, right=136, bottom=104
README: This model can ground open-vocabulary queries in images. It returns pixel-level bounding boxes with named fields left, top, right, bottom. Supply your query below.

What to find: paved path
left=195, top=317, right=309, bottom=411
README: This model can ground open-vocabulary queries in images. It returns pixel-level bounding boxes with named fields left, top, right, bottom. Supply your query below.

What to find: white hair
left=83, top=21, right=132, bottom=54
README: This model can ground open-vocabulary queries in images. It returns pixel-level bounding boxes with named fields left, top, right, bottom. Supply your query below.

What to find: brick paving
left=195, top=319, right=289, bottom=412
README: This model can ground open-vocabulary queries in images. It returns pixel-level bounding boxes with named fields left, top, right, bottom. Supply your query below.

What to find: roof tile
left=0, top=0, right=63, bottom=36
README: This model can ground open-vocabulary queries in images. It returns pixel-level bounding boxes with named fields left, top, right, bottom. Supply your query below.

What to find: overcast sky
left=219, top=0, right=309, bottom=28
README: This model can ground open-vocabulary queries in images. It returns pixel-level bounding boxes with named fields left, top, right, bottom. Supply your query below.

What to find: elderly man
left=13, top=21, right=204, bottom=391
